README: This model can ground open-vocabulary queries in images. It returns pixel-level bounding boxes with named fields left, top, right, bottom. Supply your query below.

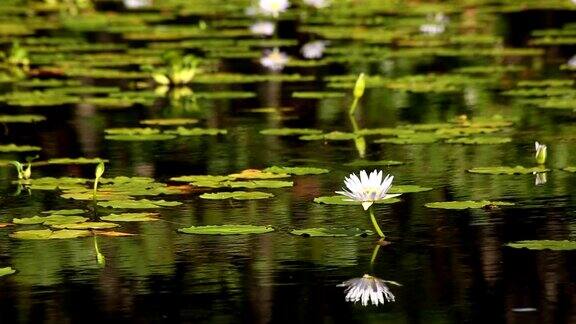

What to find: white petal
left=362, top=201, right=373, bottom=210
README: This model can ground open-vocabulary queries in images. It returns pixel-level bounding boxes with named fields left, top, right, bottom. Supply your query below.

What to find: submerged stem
left=370, top=244, right=381, bottom=267
left=369, top=207, right=385, bottom=238
left=349, top=97, right=359, bottom=115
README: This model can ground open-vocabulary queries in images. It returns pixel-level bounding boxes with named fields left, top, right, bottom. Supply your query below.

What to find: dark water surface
left=0, top=0, right=575, bottom=323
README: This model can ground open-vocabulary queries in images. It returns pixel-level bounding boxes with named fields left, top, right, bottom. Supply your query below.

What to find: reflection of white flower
left=336, top=170, right=400, bottom=210
left=304, top=0, right=330, bottom=8
left=338, top=274, right=397, bottom=306
left=568, top=55, right=576, bottom=68
left=260, top=48, right=289, bottom=71
left=259, top=0, right=290, bottom=17
left=534, top=172, right=547, bottom=186
left=250, top=21, right=275, bottom=36
left=301, top=41, right=327, bottom=59
left=535, top=141, right=547, bottom=164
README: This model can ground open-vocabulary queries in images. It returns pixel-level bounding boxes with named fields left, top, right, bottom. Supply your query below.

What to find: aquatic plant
left=147, top=51, right=200, bottom=86
left=535, top=141, right=547, bottom=165
left=338, top=274, right=397, bottom=306
left=260, top=48, right=289, bottom=71
left=93, top=161, right=105, bottom=198
left=258, top=0, right=289, bottom=17
left=420, top=13, right=449, bottom=35
left=534, top=172, right=547, bottom=186
left=303, top=0, right=330, bottom=9
left=301, top=40, right=327, bottom=59
left=0, top=41, right=29, bottom=78
left=336, top=170, right=400, bottom=238
left=348, top=73, right=365, bottom=115
left=250, top=21, right=275, bottom=36
left=93, top=237, right=105, bottom=267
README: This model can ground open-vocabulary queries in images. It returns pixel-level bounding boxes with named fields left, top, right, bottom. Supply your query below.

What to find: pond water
left=0, top=0, right=575, bottom=323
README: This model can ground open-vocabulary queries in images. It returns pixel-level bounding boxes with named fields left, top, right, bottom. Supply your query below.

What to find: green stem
left=370, top=244, right=381, bottom=267
left=349, top=97, right=359, bottom=116
left=92, top=178, right=99, bottom=199
left=369, top=208, right=385, bottom=238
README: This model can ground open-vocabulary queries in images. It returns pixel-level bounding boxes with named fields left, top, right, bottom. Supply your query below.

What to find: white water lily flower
left=259, top=0, right=290, bottom=17
left=304, top=0, right=330, bottom=9
left=568, top=55, right=576, bottom=68
left=420, top=12, right=449, bottom=35
left=250, top=21, right=275, bottom=36
left=336, top=170, right=400, bottom=210
left=535, top=141, right=547, bottom=164
left=338, top=274, right=397, bottom=306
left=123, top=0, right=152, bottom=9
left=301, top=40, right=327, bottom=59
left=260, top=48, right=289, bottom=71
left=534, top=172, right=547, bottom=186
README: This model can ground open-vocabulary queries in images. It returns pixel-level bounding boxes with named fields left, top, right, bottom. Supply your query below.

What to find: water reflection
left=338, top=274, right=397, bottom=306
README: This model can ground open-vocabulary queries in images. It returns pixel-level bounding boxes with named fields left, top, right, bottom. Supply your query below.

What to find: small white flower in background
left=535, top=141, right=547, bottom=164
left=123, top=0, right=152, bottom=9
left=420, top=12, right=449, bottom=35
left=568, top=55, right=576, bottom=68
left=301, top=41, right=327, bottom=59
left=259, top=0, right=290, bottom=17
left=534, top=172, right=547, bottom=186
left=303, top=0, right=330, bottom=9
left=260, top=48, right=289, bottom=71
left=338, top=274, right=398, bottom=306
left=336, top=170, right=400, bottom=210
left=250, top=21, right=276, bottom=36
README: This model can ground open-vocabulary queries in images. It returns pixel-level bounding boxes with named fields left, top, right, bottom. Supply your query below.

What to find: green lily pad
left=344, top=160, right=404, bottom=167
left=164, top=127, right=227, bottom=136
left=140, top=118, right=199, bottom=126
left=299, top=132, right=357, bottom=141
left=228, top=180, right=293, bottom=189
left=105, top=128, right=161, bottom=135
left=0, top=144, right=41, bottom=152
left=445, top=137, right=512, bottom=145
left=0, top=267, right=16, bottom=277
left=97, top=199, right=183, bottom=209
left=100, top=213, right=159, bottom=222
left=42, top=209, right=85, bottom=215
left=263, top=166, right=330, bottom=175
left=562, top=167, right=576, bottom=173
left=425, top=200, right=514, bottom=210
left=468, top=166, right=550, bottom=175
left=0, top=114, right=45, bottom=123
left=178, top=224, right=274, bottom=235
left=105, top=134, right=176, bottom=141
left=44, top=157, right=107, bottom=165
left=357, top=128, right=416, bottom=136
left=313, top=195, right=401, bottom=205
left=291, top=92, right=345, bottom=99
left=260, top=128, right=323, bottom=136
left=228, top=170, right=290, bottom=179
left=24, top=177, right=88, bottom=190
left=13, top=215, right=88, bottom=226
left=388, top=185, right=433, bottom=193
left=290, top=227, right=373, bottom=237
left=374, top=134, right=442, bottom=144
left=200, top=191, right=274, bottom=200
left=506, top=240, right=576, bottom=251
left=52, top=222, right=119, bottom=230
left=170, top=175, right=231, bottom=182
left=10, top=229, right=91, bottom=240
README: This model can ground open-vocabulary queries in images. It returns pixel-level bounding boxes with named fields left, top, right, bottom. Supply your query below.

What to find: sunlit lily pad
left=313, top=195, right=400, bottom=205
left=42, top=209, right=85, bottom=215
left=468, top=166, right=549, bottom=175
left=0, top=144, right=41, bottom=152
left=13, top=215, right=88, bottom=225
left=200, top=191, right=274, bottom=200
left=299, top=132, right=357, bottom=141
left=291, top=92, right=345, bottom=99
left=562, top=167, right=576, bottom=173
left=0, top=267, right=16, bottom=277
left=425, top=200, right=514, bottom=209
left=140, top=118, right=199, bottom=126
left=445, top=137, right=512, bottom=145
left=374, top=134, right=442, bottom=144
left=105, top=134, right=176, bottom=141
left=170, top=175, right=231, bottom=182
left=10, top=229, right=91, bottom=240
left=52, top=222, right=119, bottom=230
left=228, top=169, right=290, bottom=179
left=506, top=240, right=576, bottom=250
left=344, top=160, right=404, bottom=167
left=44, top=157, right=107, bottom=165
left=228, top=180, right=293, bottom=189
left=93, top=231, right=136, bottom=237
left=0, top=115, right=46, bottom=123
left=260, top=128, right=323, bottom=136
left=164, top=127, right=227, bottom=136
left=290, top=227, right=373, bottom=237
left=263, top=166, right=330, bottom=175
left=100, top=213, right=159, bottom=222
left=388, top=185, right=433, bottom=193
left=178, top=224, right=274, bottom=235
left=98, top=199, right=183, bottom=209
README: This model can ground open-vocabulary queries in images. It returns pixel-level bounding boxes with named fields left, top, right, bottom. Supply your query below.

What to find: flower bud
left=353, top=73, right=365, bottom=99
left=535, top=141, right=547, bottom=165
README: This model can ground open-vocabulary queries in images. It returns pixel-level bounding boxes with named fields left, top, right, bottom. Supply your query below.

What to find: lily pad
left=170, top=175, right=231, bottom=182
left=200, top=191, right=274, bottom=200
left=10, top=229, right=91, bottom=240
left=13, top=215, right=88, bottom=226
left=468, top=166, right=550, bottom=175
left=44, top=157, right=107, bottom=165
left=52, top=222, right=119, bottom=230
left=344, top=160, right=404, bottom=167
left=228, top=180, right=293, bottom=189
left=0, top=267, right=16, bottom=277
left=375, top=134, right=442, bottom=144
left=105, top=134, right=176, bottom=141
left=290, top=227, right=373, bottom=237
left=140, top=118, right=199, bottom=126
left=98, top=199, right=183, bottom=209
left=562, top=167, right=576, bottom=173
left=291, top=92, right=345, bottom=99
left=228, top=169, right=290, bottom=179
left=100, top=213, right=159, bottom=222
left=164, top=127, right=227, bottom=136
left=0, top=144, right=41, bottom=152
left=178, top=224, right=274, bottom=235
left=260, top=128, right=323, bottom=136
left=313, top=195, right=401, bottom=205
left=445, top=137, right=512, bottom=145
left=425, top=200, right=514, bottom=210
left=299, top=132, right=357, bottom=141
left=388, top=185, right=433, bottom=193
left=42, top=209, right=85, bottom=215
left=263, top=166, right=330, bottom=175
left=506, top=240, right=576, bottom=251
left=0, top=115, right=45, bottom=123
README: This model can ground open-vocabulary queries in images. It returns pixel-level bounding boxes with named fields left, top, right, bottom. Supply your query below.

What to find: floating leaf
left=468, top=166, right=549, bottom=175
left=44, top=157, right=107, bottom=165
left=140, top=118, right=199, bottom=126
left=178, top=224, right=274, bottom=235
left=228, top=169, right=290, bottom=179
left=290, top=227, right=373, bottom=237
left=425, top=200, right=514, bottom=210
left=229, top=180, right=293, bottom=189
left=0, top=115, right=45, bottom=123
left=299, top=132, right=357, bottom=141
left=10, top=229, right=91, bottom=240
left=344, top=160, right=404, bottom=167
left=506, top=240, right=576, bottom=251
left=562, top=167, right=576, bottom=173
left=200, top=191, right=274, bottom=200
left=291, top=91, right=345, bottom=99
left=0, top=144, right=41, bottom=152
left=313, top=195, right=400, bottom=205
left=260, top=128, right=323, bottom=136
left=0, top=267, right=16, bottom=277
left=164, top=127, right=227, bottom=136
left=445, top=137, right=512, bottom=145
left=263, top=166, right=330, bottom=175
left=52, top=222, right=119, bottom=230
left=98, top=199, right=183, bottom=209
left=100, top=213, right=159, bottom=222
left=170, top=175, right=231, bottom=182
left=388, top=185, right=433, bottom=193
left=93, top=231, right=136, bottom=237
left=105, top=134, right=176, bottom=141
left=13, top=215, right=88, bottom=225
left=41, top=209, right=85, bottom=215
left=374, top=134, right=442, bottom=144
